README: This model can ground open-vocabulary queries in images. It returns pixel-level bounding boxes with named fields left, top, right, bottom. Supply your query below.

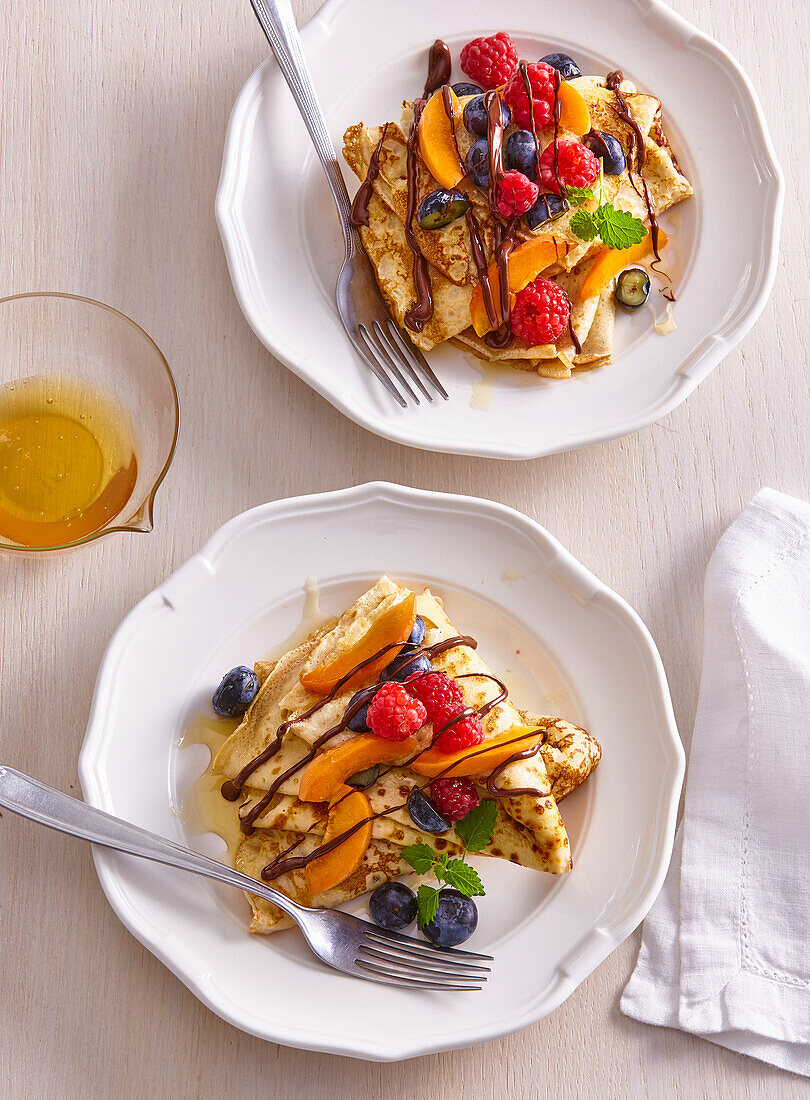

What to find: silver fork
left=247, top=0, right=448, bottom=408
left=0, top=767, right=490, bottom=990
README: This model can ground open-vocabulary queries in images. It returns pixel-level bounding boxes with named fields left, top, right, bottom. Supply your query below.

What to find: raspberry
left=367, top=681, right=427, bottom=741
left=538, top=139, right=599, bottom=194
left=502, top=62, right=556, bottom=129
left=405, top=670, right=465, bottom=725
left=433, top=709, right=485, bottom=754
left=511, top=277, right=570, bottom=345
left=496, top=170, right=539, bottom=219
left=430, top=778, right=480, bottom=822
left=460, top=32, right=518, bottom=90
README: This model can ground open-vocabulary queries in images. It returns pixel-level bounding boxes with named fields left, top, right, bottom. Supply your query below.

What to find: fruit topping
left=369, top=881, right=418, bottom=930
left=615, top=267, right=651, bottom=310
left=408, top=614, right=426, bottom=646
left=406, top=789, right=451, bottom=834
left=346, top=763, right=381, bottom=789
left=422, top=888, right=478, bottom=946
left=462, top=94, right=510, bottom=138
left=556, top=81, right=592, bottom=135
left=496, top=170, right=539, bottom=219
left=300, top=592, right=416, bottom=694
left=511, top=275, right=571, bottom=345
left=504, top=129, right=538, bottom=180
left=212, top=666, right=259, bottom=718
left=580, top=226, right=667, bottom=300
left=433, top=710, right=485, bottom=755
left=417, top=88, right=463, bottom=189
left=469, top=235, right=566, bottom=337
left=459, top=32, right=518, bottom=90
left=298, top=732, right=420, bottom=802
left=464, top=139, right=490, bottom=189
left=411, top=724, right=548, bottom=778
left=539, top=52, right=582, bottom=81
left=383, top=650, right=432, bottom=682
left=502, top=61, right=557, bottom=129
left=305, top=786, right=372, bottom=895
left=452, top=81, right=483, bottom=98
left=417, top=188, right=469, bottom=230
left=526, top=192, right=567, bottom=231
left=405, top=669, right=465, bottom=725
left=584, top=130, right=626, bottom=175
left=430, top=777, right=480, bottom=822
left=539, top=139, right=599, bottom=194
left=367, top=681, right=428, bottom=741
left=346, top=687, right=376, bottom=732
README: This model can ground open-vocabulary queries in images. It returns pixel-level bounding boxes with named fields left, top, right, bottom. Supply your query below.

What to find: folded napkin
left=621, top=489, right=810, bottom=1077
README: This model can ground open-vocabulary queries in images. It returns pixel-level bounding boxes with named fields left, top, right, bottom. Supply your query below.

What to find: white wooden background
left=0, top=0, right=807, bottom=1096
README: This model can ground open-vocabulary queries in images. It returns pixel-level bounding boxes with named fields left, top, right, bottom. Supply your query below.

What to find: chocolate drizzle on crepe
left=349, top=123, right=389, bottom=228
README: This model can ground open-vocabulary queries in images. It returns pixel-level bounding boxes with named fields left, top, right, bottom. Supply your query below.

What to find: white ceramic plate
left=79, top=483, right=683, bottom=1060
left=216, top=0, right=782, bottom=460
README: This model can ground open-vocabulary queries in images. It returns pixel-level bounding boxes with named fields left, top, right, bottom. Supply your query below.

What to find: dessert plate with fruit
left=78, top=483, right=683, bottom=1058
left=217, top=0, right=781, bottom=459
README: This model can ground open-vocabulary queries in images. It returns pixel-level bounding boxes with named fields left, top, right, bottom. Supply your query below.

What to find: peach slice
left=470, top=236, right=568, bottom=337
left=305, top=786, right=373, bottom=895
left=298, top=733, right=420, bottom=803
left=300, top=593, right=416, bottom=696
left=580, top=227, right=669, bottom=300
left=411, top=725, right=549, bottom=778
left=418, top=88, right=463, bottom=189
left=557, top=82, right=591, bottom=135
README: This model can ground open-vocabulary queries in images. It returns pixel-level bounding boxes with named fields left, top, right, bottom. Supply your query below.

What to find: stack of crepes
left=343, top=74, right=692, bottom=376
left=214, top=577, right=601, bottom=933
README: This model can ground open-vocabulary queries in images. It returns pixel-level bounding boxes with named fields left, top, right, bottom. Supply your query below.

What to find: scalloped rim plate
left=79, top=482, right=684, bottom=1059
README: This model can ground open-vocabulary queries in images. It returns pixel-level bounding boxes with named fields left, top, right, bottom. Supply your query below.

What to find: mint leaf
left=454, top=799, right=498, bottom=853
left=401, top=842, right=436, bottom=876
left=416, top=883, right=440, bottom=929
left=569, top=209, right=599, bottom=242
left=564, top=185, right=595, bottom=207
left=593, top=204, right=647, bottom=250
left=433, top=851, right=450, bottom=880
left=444, top=859, right=485, bottom=897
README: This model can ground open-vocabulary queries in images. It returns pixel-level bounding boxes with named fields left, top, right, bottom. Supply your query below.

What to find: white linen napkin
left=621, top=488, right=810, bottom=1077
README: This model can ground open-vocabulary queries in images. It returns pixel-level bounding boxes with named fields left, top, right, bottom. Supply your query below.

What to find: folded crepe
left=214, top=577, right=602, bottom=934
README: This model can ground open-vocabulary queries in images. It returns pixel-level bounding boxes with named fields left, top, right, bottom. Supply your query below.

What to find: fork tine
left=388, top=323, right=450, bottom=400
left=354, top=960, right=483, bottom=991
left=358, top=944, right=489, bottom=981
left=374, top=322, right=432, bottom=402
left=361, top=324, right=420, bottom=405
left=363, top=926, right=494, bottom=963
left=354, top=327, right=408, bottom=408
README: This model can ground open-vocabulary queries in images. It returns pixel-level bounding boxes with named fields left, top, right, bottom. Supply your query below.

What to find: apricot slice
left=300, top=593, right=416, bottom=695
left=418, top=88, right=463, bottom=189
left=305, top=786, right=373, bottom=895
left=580, top=226, right=668, bottom=300
left=299, top=733, right=420, bottom=803
left=411, top=725, right=549, bottom=778
left=470, top=237, right=568, bottom=337
left=557, top=81, right=591, bottom=135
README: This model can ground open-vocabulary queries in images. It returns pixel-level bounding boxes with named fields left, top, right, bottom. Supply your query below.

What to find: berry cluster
left=366, top=666, right=484, bottom=754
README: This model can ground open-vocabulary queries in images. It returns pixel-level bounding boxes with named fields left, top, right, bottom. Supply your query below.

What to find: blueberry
left=540, top=52, right=581, bottom=81
left=346, top=687, right=376, bottom=732
left=417, top=188, right=469, bottom=231
left=422, top=889, right=478, bottom=947
left=584, top=130, right=626, bottom=175
left=406, top=790, right=450, bottom=834
left=408, top=615, right=426, bottom=646
left=504, top=130, right=538, bottom=180
left=347, top=764, right=381, bottom=789
left=526, top=192, right=567, bottom=231
left=615, top=267, right=651, bottom=311
left=452, top=81, right=483, bottom=98
left=369, top=882, right=418, bottom=931
left=382, top=651, right=432, bottom=682
left=212, top=666, right=259, bottom=718
left=462, top=94, right=510, bottom=138
left=465, top=139, right=490, bottom=189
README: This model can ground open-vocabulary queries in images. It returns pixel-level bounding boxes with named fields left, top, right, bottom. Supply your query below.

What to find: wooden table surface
left=1, top=0, right=807, bottom=1095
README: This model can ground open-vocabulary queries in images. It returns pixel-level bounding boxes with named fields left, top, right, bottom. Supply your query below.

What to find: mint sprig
left=568, top=163, right=646, bottom=250
left=402, top=799, right=497, bottom=928
left=563, top=184, right=595, bottom=207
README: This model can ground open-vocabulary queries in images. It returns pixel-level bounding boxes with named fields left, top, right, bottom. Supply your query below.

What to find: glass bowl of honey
left=0, top=293, right=178, bottom=552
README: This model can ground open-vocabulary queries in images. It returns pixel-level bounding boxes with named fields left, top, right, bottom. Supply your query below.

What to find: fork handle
left=248, top=0, right=354, bottom=243
left=0, top=766, right=306, bottom=921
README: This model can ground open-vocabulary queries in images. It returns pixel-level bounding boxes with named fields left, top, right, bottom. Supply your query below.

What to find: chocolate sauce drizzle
left=349, top=123, right=389, bottom=228
left=403, top=97, right=435, bottom=332
left=424, top=39, right=452, bottom=98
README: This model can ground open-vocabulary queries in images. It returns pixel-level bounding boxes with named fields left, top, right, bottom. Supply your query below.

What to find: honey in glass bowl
left=0, top=374, right=139, bottom=548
